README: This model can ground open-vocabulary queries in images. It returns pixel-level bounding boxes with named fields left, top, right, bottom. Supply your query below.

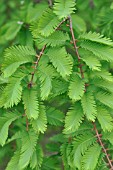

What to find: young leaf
left=79, top=48, right=101, bottom=71
left=0, top=79, right=22, bottom=108
left=46, top=47, right=73, bottom=77
left=46, top=107, right=64, bottom=126
left=38, top=8, right=60, bottom=37
left=36, top=31, right=69, bottom=48
left=53, top=0, right=76, bottom=19
left=96, top=91, right=113, bottom=109
left=97, top=106, right=113, bottom=132
left=22, top=89, right=39, bottom=119
left=82, top=144, right=101, bottom=170
left=73, top=133, right=96, bottom=169
left=64, top=102, right=84, bottom=134
left=19, top=130, right=38, bottom=169
left=68, top=73, right=85, bottom=101
left=38, top=64, right=55, bottom=100
left=31, top=104, right=47, bottom=133
left=81, top=92, right=97, bottom=121
left=2, top=45, right=35, bottom=77
left=0, top=112, right=20, bottom=146
left=79, top=32, right=113, bottom=46
left=30, top=145, right=43, bottom=169
left=6, top=150, right=20, bottom=170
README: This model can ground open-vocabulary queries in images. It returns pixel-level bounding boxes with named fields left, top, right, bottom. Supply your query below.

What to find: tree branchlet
left=92, top=122, right=113, bottom=169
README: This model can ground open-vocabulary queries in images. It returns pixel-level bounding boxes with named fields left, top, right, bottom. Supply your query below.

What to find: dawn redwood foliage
left=0, top=0, right=113, bottom=169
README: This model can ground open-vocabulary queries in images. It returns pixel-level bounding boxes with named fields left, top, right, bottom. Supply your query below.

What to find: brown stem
left=92, top=122, right=113, bottom=169
left=68, top=15, right=113, bottom=169
left=68, top=16, right=84, bottom=79
left=48, top=0, right=52, bottom=7
left=28, top=18, right=68, bottom=88
left=28, top=45, right=46, bottom=88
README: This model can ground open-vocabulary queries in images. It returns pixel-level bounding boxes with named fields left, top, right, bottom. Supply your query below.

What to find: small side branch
left=48, top=0, right=52, bottom=7
left=28, top=18, right=68, bottom=88
left=68, top=16, right=84, bottom=79
left=92, top=122, right=113, bottom=169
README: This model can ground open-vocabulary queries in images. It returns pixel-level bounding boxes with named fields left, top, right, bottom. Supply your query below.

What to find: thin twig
left=48, top=0, right=52, bottom=7
left=68, top=16, right=84, bottom=79
left=68, top=15, right=113, bottom=169
left=28, top=18, right=68, bottom=88
left=28, top=45, right=46, bottom=88
left=92, top=122, right=113, bottom=169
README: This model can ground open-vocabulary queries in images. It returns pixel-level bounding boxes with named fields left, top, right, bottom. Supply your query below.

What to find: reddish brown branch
left=68, top=15, right=113, bottom=169
left=68, top=16, right=84, bottom=79
left=48, top=0, right=52, bottom=7
left=28, top=18, right=68, bottom=88
left=28, top=45, right=46, bottom=88
left=92, top=122, right=113, bottom=169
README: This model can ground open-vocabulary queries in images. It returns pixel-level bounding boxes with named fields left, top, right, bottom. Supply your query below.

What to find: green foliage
left=0, top=112, right=20, bottom=146
left=0, top=0, right=113, bottom=169
left=53, top=0, right=76, bottom=19
left=2, top=46, right=35, bottom=77
left=46, top=47, right=73, bottom=77
left=68, top=74, right=85, bottom=101
left=22, top=89, right=39, bottom=119
left=38, top=8, right=60, bottom=37
left=81, top=92, right=97, bottom=121
left=64, top=102, right=84, bottom=134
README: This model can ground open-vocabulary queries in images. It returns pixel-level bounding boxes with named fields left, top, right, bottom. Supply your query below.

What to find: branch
left=28, top=18, right=68, bottom=88
left=68, top=16, right=84, bottom=79
left=92, top=122, right=113, bottom=169
left=48, top=0, right=53, bottom=7
left=68, top=15, right=113, bottom=169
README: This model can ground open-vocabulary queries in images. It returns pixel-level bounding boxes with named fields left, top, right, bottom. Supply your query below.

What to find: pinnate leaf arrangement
left=0, top=0, right=113, bottom=169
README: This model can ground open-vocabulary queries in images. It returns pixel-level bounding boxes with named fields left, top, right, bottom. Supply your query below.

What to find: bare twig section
left=68, top=16, right=84, bottom=79
left=48, top=0, right=53, bottom=7
left=89, top=0, right=95, bottom=9
left=28, top=45, right=46, bottom=89
left=92, top=122, right=113, bottom=169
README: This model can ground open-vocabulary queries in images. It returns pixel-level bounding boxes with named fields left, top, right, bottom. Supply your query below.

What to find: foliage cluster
left=0, top=0, right=113, bottom=169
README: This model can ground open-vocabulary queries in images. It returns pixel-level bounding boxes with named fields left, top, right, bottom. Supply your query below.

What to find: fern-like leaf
left=31, top=104, right=47, bottom=133
left=53, top=0, right=76, bottom=19
left=36, top=31, right=69, bottom=48
left=68, top=73, right=85, bottom=101
left=97, top=106, right=113, bottom=132
left=46, top=107, right=64, bottom=126
left=19, top=130, right=38, bottom=169
left=38, top=8, right=60, bottom=37
left=79, top=48, right=101, bottom=71
left=80, top=32, right=113, bottom=46
left=2, top=45, right=35, bottom=77
left=80, top=41, right=113, bottom=62
left=6, top=150, right=20, bottom=170
left=38, top=63, right=56, bottom=100
left=30, top=144, right=43, bottom=169
left=0, top=112, right=20, bottom=146
left=0, top=71, right=25, bottom=108
left=96, top=91, right=113, bottom=109
left=81, top=92, right=97, bottom=121
left=64, top=102, right=84, bottom=134
left=22, top=89, right=39, bottom=119
left=46, top=47, right=73, bottom=77
left=91, top=70, right=113, bottom=82
left=82, top=144, right=101, bottom=170
left=73, top=133, right=96, bottom=169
